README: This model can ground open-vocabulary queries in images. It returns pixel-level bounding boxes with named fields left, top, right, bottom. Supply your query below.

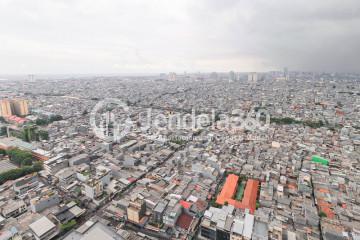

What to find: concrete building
left=242, top=214, right=255, bottom=240
left=13, top=173, right=40, bottom=196
left=0, top=99, right=29, bottom=117
left=247, top=72, right=258, bottom=84
left=52, top=201, right=86, bottom=224
left=152, top=200, right=168, bottom=224
left=168, top=72, right=177, bottom=81
left=56, top=168, right=76, bottom=186
left=229, top=71, right=236, bottom=82
left=44, top=155, right=69, bottom=175
left=29, top=216, right=57, bottom=240
left=1, top=200, right=27, bottom=218
left=230, top=217, right=244, bottom=240
left=0, top=99, right=12, bottom=117
left=95, top=165, right=111, bottom=186
left=252, top=221, right=268, bottom=240
left=69, top=153, right=90, bottom=166
left=163, top=203, right=182, bottom=228
left=30, top=190, right=60, bottom=213
left=63, top=217, right=123, bottom=240
left=127, top=199, right=146, bottom=224
left=11, top=99, right=29, bottom=116
left=200, top=206, right=235, bottom=240
left=84, top=179, right=104, bottom=200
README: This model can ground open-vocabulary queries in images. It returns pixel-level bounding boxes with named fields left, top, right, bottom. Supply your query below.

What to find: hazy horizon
left=1, top=0, right=359, bottom=74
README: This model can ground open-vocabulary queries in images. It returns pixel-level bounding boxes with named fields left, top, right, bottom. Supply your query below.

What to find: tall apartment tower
left=0, top=99, right=29, bottom=117
left=284, top=67, right=289, bottom=80
left=168, top=72, right=177, bottom=81
left=0, top=100, right=12, bottom=117
left=247, top=72, right=258, bottom=84
left=11, top=99, right=29, bottom=116
left=229, top=71, right=236, bottom=82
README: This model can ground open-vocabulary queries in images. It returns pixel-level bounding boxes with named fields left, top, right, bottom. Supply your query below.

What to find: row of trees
left=266, top=117, right=326, bottom=129
left=5, top=148, right=34, bottom=166
left=0, top=162, right=42, bottom=185
left=35, top=115, right=63, bottom=126
left=0, top=148, right=43, bottom=184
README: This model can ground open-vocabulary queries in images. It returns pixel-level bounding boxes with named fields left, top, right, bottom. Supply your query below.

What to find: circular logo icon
left=90, top=98, right=133, bottom=142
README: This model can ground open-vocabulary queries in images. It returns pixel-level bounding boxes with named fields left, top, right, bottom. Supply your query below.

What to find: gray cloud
left=0, top=0, right=359, bottom=74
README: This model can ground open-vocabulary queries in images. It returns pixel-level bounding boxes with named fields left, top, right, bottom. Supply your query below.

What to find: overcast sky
left=0, top=0, right=359, bottom=74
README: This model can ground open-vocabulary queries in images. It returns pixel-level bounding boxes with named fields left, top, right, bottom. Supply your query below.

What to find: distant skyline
left=1, top=0, right=359, bottom=74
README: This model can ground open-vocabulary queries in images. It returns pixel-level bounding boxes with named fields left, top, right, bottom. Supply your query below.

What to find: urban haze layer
left=0, top=71, right=360, bottom=240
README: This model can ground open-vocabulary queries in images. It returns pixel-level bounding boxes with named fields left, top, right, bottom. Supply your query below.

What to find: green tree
left=60, top=220, right=77, bottom=232
left=7, top=148, right=34, bottom=166
left=319, top=211, right=327, bottom=218
left=0, top=126, right=7, bottom=136
left=0, top=162, right=43, bottom=185
left=35, top=118, right=48, bottom=126
left=37, top=130, right=49, bottom=140
left=50, top=115, right=63, bottom=122
left=22, top=125, right=37, bottom=142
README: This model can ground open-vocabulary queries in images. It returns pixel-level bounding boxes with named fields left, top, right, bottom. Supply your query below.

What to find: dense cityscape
left=0, top=71, right=360, bottom=240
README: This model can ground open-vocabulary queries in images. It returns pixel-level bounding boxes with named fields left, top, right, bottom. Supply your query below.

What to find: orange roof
left=216, top=174, right=259, bottom=214
left=216, top=174, right=239, bottom=205
left=320, top=206, right=335, bottom=219
left=241, top=179, right=259, bottom=212
left=287, top=183, right=297, bottom=190
left=318, top=199, right=335, bottom=219
left=318, top=188, right=330, bottom=193
left=179, top=200, right=192, bottom=209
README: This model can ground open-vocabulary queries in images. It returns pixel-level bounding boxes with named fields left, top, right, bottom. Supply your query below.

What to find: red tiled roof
left=176, top=213, right=193, bottom=230
left=6, top=115, right=27, bottom=123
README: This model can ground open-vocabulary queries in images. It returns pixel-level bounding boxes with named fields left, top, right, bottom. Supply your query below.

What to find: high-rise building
left=248, top=72, right=258, bottom=84
left=284, top=67, right=289, bottom=80
left=0, top=99, right=29, bottom=117
left=0, top=99, right=12, bottom=117
left=11, top=99, right=29, bottom=116
left=229, top=71, right=236, bottom=82
left=168, top=72, right=177, bottom=81
left=127, top=199, right=146, bottom=224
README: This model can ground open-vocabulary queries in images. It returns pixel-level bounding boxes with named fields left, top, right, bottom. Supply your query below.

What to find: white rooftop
left=243, top=213, right=255, bottom=239
left=29, top=216, right=56, bottom=238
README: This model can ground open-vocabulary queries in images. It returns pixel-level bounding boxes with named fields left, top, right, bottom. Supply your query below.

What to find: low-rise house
left=1, top=200, right=27, bottom=218
left=30, top=190, right=60, bottom=213
left=29, top=216, right=57, bottom=240
left=13, top=173, right=40, bottom=196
